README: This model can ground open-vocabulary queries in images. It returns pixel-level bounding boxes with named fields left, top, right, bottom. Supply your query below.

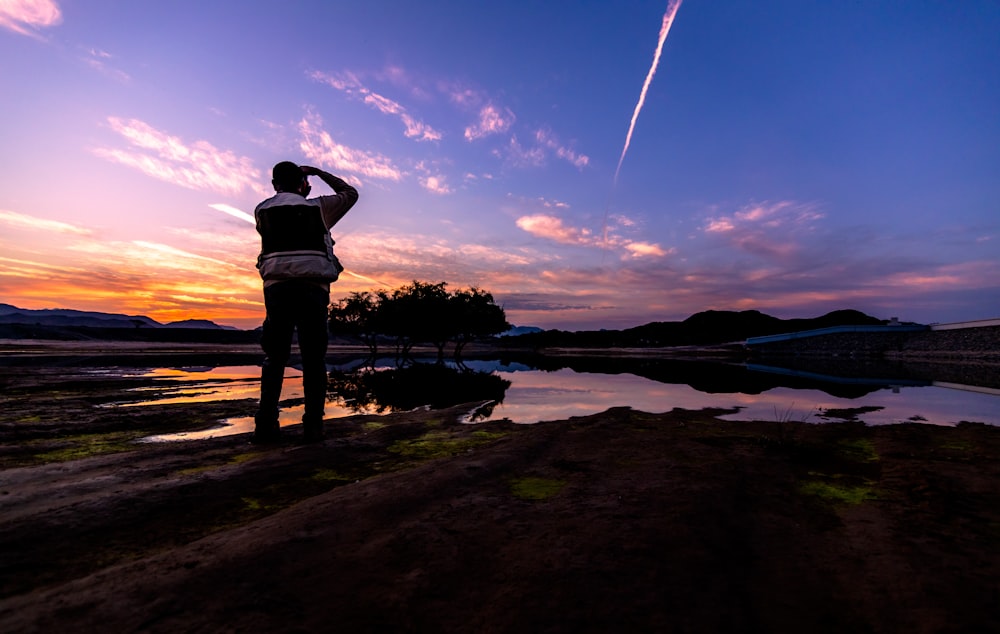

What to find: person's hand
left=300, top=165, right=322, bottom=177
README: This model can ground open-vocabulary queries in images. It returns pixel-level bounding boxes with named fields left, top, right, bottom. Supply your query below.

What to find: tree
left=378, top=281, right=451, bottom=360
left=329, top=281, right=509, bottom=360
left=450, top=287, right=510, bottom=358
left=328, top=291, right=382, bottom=356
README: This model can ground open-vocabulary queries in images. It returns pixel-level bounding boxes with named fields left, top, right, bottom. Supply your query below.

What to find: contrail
left=613, top=0, right=684, bottom=186
left=603, top=0, right=683, bottom=248
left=209, top=203, right=256, bottom=225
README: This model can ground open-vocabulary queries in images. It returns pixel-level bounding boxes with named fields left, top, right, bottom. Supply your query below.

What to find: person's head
left=272, top=161, right=309, bottom=195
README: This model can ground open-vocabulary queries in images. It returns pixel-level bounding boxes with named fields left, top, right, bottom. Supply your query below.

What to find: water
left=122, top=356, right=1000, bottom=441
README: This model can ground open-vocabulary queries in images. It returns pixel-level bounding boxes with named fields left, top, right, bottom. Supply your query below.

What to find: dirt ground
left=1, top=360, right=999, bottom=633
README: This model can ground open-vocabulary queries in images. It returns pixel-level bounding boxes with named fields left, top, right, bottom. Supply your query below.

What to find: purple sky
left=1, top=1, right=997, bottom=329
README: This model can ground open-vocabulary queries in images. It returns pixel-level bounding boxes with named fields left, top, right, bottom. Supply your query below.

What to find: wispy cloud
left=465, top=104, right=515, bottom=141
left=503, top=136, right=547, bottom=167
left=331, top=230, right=555, bottom=298
left=537, top=197, right=570, bottom=210
left=420, top=175, right=452, bottom=195
left=130, top=240, right=234, bottom=268
left=0, top=0, right=61, bottom=37
left=535, top=129, right=589, bottom=169
left=703, top=201, right=824, bottom=259
left=625, top=242, right=671, bottom=258
left=0, top=209, right=91, bottom=235
left=443, top=83, right=485, bottom=108
left=499, top=131, right=590, bottom=170
left=93, top=117, right=264, bottom=196
left=516, top=214, right=595, bottom=246
left=312, top=66, right=588, bottom=184
left=83, top=48, right=130, bottom=81
left=298, top=111, right=403, bottom=182
left=515, top=212, right=670, bottom=259
left=414, top=161, right=453, bottom=195
left=309, top=70, right=442, bottom=141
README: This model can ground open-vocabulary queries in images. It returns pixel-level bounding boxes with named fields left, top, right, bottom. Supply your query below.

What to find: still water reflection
left=132, top=356, right=1000, bottom=441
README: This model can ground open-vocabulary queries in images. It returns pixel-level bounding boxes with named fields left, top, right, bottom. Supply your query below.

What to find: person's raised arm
left=301, top=165, right=359, bottom=228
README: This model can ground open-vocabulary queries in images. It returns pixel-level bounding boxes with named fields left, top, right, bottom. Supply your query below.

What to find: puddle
left=122, top=358, right=1000, bottom=441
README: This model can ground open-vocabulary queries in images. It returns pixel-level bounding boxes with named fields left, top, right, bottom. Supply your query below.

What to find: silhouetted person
left=252, top=161, right=358, bottom=443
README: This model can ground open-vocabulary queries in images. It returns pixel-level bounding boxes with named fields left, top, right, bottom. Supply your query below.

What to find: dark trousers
left=256, top=281, right=330, bottom=426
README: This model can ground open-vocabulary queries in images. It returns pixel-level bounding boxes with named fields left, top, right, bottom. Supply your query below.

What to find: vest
left=255, top=199, right=343, bottom=283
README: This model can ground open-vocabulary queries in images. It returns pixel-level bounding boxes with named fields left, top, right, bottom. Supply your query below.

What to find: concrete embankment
left=747, top=322, right=1000, bottom=362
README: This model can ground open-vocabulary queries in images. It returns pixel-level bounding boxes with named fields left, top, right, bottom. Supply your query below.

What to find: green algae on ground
left=510, top=477, right=566, bottom=501
left=28, top=431, right=140, bottom=464
left=799, top=479, right=878, bottom=505
left=837, top=438, right=879, bottom=463
left=388, top=429, right=506, bottom=460
left=176, top=451, right=260, bottom=477
left=241, top=497, right=283, bottom=512
left=311, top=468, right=355, bottom=482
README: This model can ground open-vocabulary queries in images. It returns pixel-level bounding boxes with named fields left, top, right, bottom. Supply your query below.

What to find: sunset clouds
left=0, top=209, right=262, bottom=326
left=297, top=112, right=402, bottom=183
left=515, top=212, right=669, bottom=260
left=0, top=210, right=91, bottom=235
left=94, top=118, right=264, bottom=197
left=0, top=0, right=60, bottom=37
left=703, top=201, right=824, bottom=260
left=308, top=71, right=442, bottom=142
left=465, top=104, right=515, bottom=141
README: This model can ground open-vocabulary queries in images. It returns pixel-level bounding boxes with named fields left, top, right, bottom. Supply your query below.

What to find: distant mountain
left=164, top=319, right=237, bottom=330
left=499, top=325, right=543, bottom=337
left=0, top=304, right=231, bottom=330
left=501, top=309, right=891, bottom=348
left=0, top=304, right=161, bottom=329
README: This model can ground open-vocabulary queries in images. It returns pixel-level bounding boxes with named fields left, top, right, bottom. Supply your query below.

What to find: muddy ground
left=0, top=358, right=999, bottom=633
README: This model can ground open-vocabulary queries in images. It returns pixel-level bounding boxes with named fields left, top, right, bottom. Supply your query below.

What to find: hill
left=0, top=304, right=161, bottom=329
left=0, top=304, right=254, bottom=343
left=0, top=304, right=232, bottom=330
left=502, top=309, right=889, bottom=349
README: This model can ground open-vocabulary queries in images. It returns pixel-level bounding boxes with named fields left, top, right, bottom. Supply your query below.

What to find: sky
left=1, top=0, right=998, bottom=330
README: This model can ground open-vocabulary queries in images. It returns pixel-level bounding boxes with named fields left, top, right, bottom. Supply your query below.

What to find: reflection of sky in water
left=119, top=366, right=266, bottom=407
left=469, top=368, right=1000, bottom=427
left=137, top=367, right=382, bottom=441
left=134, top=363, right=1000, bottom=442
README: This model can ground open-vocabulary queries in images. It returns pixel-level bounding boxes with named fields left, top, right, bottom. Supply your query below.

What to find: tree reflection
left=328, top=362, right=511, bottom=420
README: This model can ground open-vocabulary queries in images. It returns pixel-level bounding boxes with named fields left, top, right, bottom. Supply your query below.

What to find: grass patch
left=312, top=468, right=354, bottom=482
left=30, top=432, right=138, bottom=464
left=388, top=429, right=506, bottom=460
left=837, top=438, right=879, bottom=463
left=241, top=497, right=282, bottom=512
left=940, top=439, right=973, bottom=452
left=510, top=477, right=566, bottom=501
left=362, top=421, right=387, bottom=431
left=799, top=478, right=878, bottom=506
left=176, top=451, right=260, bottom=477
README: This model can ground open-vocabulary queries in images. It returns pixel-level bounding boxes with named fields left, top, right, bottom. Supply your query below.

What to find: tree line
left=328, top=281, right=510, bottom=359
